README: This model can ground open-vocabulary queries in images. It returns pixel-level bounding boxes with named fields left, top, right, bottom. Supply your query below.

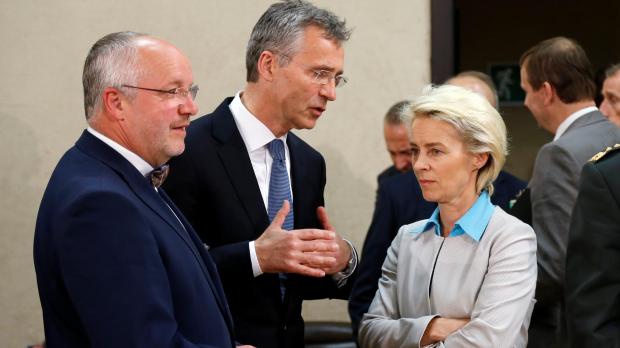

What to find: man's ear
left=102, top=87, right=126, bottom=120
left=541, top=81, right=556, bottom=106
left=256, top=50, right=278, bottom=82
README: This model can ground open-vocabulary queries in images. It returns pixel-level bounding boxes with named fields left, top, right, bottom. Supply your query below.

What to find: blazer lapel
left=159, top=189, right=235, bottom=333
left=288, top=134, right=305, bottom=229
left=211, top=100, right=270, bottom=234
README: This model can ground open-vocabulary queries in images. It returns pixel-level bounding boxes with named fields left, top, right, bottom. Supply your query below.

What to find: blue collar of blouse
left=410, top=190, right=494, bottom=242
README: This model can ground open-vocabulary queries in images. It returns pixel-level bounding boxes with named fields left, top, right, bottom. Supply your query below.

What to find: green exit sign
left=489, top=63, right=525, bottom=106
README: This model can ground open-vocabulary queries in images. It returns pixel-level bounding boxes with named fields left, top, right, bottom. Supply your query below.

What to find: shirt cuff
left=331, top=239, right=358, bottom=288
left=249, top=241, right=263, bottom=277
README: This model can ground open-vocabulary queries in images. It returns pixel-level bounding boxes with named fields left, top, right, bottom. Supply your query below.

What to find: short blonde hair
left=406, top=84, right=507, bottom=195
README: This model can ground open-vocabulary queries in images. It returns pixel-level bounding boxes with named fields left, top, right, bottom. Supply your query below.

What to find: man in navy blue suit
left=348, top=71, right=526, bottom=340
left=34, top=31, right=249, bottom=348
left=163, top=2, right=358, bottom=347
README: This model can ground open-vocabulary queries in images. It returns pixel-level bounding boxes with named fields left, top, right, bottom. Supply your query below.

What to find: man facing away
left=34, top=31, right=249, bottom=347
left=163, top=1, right=358, bottom=347
left=519, top=36, right=620, bottom=348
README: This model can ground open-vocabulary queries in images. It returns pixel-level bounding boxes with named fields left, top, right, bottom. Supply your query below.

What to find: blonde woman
left=359, top=85, right=536, bottom=347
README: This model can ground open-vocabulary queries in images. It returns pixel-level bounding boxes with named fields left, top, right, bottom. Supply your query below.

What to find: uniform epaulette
left=589, top=143, right=620, bottom=162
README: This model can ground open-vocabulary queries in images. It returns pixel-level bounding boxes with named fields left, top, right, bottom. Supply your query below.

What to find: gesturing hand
left=255, top=201, right=340, bottom=277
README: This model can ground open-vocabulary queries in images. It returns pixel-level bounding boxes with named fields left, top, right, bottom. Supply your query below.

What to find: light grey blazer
left=530, top=110, right=620, bottom=304
left=359, top=207, right=537, bottom=348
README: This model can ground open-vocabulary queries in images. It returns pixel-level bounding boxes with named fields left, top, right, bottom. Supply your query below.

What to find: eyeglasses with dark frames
left=121, top=84, right=199, bottom=100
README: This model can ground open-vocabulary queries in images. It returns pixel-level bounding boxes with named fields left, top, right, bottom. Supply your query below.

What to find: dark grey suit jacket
left=530, top=110, right=620, bottom=305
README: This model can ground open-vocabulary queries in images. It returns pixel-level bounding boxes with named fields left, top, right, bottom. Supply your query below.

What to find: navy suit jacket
left=34, top=131, right=235, bottom=348
left=164, top=98, right=355, bottom=348
left=348, top=169, right=526, bottom=338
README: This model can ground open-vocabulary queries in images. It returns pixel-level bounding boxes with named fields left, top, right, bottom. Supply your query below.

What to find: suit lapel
left=159, top=188, right=235, bottom=333
left=211, top=100, right=271, bottom=234
left=288, top=133, right=307, bottom=228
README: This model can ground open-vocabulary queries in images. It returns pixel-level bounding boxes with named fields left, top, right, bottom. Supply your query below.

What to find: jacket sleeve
left=358, top=228, right=437, bottom=348
left=530, top=143, right=581, bottom=304
left=443, top=222, right=537, bottom=347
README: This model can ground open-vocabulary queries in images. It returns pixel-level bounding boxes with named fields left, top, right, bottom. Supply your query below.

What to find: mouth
left=310, top=106, right=326, bottom=117
left=171, top=123, right=189, bottom=133
left=418, top=179, right=435, bottom=185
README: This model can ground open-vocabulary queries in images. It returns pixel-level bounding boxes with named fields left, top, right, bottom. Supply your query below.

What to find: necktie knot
left=150, top=164, right=169, bottom=189
left=268, top=139, right=286, bottom=161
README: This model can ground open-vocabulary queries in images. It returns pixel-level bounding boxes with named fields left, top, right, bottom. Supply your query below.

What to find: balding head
left=446, top=71, right=498, bottom=109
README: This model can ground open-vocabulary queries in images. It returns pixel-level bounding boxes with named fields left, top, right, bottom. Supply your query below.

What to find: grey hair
left=384, top=100, right=412, bottom=125
left=245, top=0, right=351, bottom=82
left=408, top=84, right=508, bottom=195
left=82, top=31, right=148, bottom=119
left=606, top=63, right=620, bottom=78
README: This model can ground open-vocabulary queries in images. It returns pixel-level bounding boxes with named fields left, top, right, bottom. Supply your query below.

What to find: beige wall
left=0, top=1, right=430, bottom=346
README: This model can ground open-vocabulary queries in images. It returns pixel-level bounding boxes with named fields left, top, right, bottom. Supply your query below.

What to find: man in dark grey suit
left=519, top=36, right=620, bottom=347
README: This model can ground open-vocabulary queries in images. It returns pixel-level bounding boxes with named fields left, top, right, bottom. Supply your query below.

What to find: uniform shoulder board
left=590, top=143, right=620, bottom=162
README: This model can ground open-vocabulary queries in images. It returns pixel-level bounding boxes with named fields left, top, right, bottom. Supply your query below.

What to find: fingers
left=316, top=206, right=334, bottom=231
left=283, top=253, right=337, bottom=277
left=295, top=228, right=335, bottom=241
left=270, top=200, right=290, bottom=229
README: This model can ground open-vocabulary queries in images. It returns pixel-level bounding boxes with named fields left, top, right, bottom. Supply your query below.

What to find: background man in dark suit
left=163, top=1, right=358, bottom=347
left=519, top=37, right=620, bottom=347
left=566, top=144, right=620, bottom=347
left=347, top=70, right=526, bottom=340
left=33, top=32, right=244, bottom=347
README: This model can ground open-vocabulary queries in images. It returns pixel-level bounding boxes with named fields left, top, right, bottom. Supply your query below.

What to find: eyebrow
left=411, top=142, right=445, bottom=148
left=312, top=64, right=343, bottom=75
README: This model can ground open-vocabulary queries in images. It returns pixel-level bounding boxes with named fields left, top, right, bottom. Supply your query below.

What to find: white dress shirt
left=87, top=127, right=153, bottom=176
left=229, top=92, right=293, bottom=277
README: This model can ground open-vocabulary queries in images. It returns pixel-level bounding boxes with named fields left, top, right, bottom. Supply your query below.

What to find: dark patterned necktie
left=150, top=164, right=169, bottom=189
left=267, top=139, right=294, bottom=300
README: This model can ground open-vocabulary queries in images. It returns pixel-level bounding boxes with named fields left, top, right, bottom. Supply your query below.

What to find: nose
left=600, top=99, right=612, bottom=118
left=413, top=153, right=428, bottom=172
left=319, top=80, right=337, bottom=101
left=395, top=154, right=412, bottom=171
left=179, top=95, right=199, bottom=116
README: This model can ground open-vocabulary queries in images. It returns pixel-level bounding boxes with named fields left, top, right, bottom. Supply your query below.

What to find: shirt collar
left=86, top=127, right=153, bottom=177
left=554, top=106, right=598, bottom=141
left=229, top=91, right=287, bottom=152
left=409, top=191, right=494, bottom=242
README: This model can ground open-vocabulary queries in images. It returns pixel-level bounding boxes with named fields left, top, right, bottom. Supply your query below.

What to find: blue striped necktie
left=267, top=139, right=294, bottom=300
left=267, top=139, right=294, bottom=229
